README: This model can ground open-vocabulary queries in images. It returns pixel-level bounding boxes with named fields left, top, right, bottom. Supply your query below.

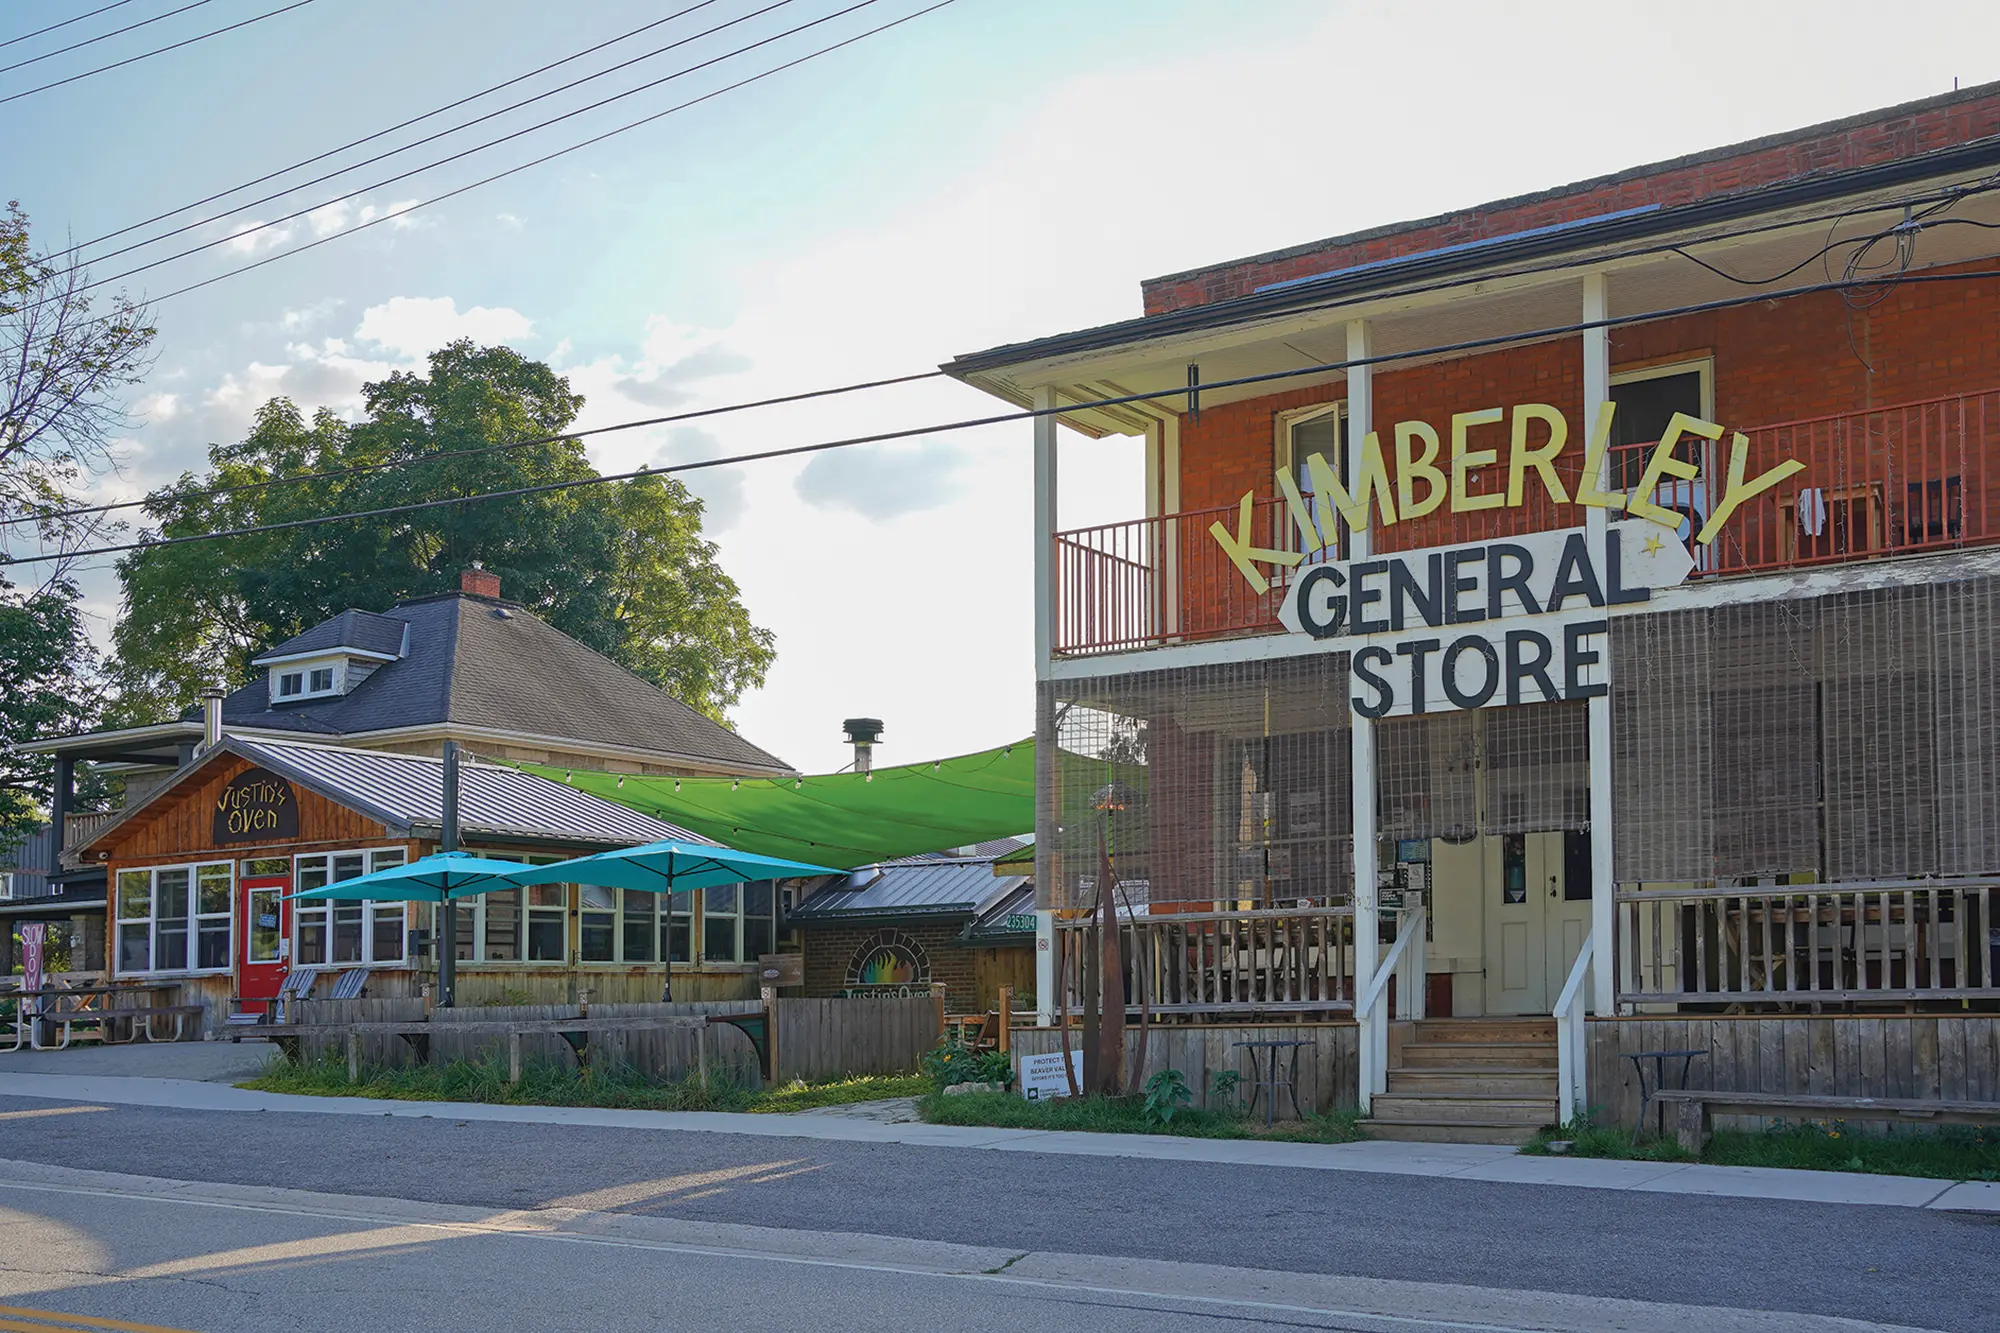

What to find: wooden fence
left=1009, top=1022, right=1359, bottom=1116
left=1585, top=1015, right=2000, bottom=1131
left=274, top=996, right=937, bottom=1087
left=1055, top=907, right=1357, bottom=1019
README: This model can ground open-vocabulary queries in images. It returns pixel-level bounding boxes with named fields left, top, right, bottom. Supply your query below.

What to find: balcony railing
left=1055, top=905, right=1356, bottom=1017
left=57, top=810, right=118, bottom=870
left=1616, top=880, right=2000, bottom=1005
left=1052, top=386, right=2000, bottom=656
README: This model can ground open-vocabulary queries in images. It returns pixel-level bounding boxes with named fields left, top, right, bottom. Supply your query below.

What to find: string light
left=732, top=779, right=740, bottom=791
left=616, top=776, right=624, bottom=788
left=674, top=779, right=681, bottom=792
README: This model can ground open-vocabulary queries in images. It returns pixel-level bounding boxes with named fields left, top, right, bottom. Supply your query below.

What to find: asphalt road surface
left=0, top=1092, right=1992, bottom=1332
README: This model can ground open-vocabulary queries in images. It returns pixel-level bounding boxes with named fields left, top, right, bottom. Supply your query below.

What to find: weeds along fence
left=1009, top=1022, right=1360, bottom=1117
left=284, top=997, right=939, bottom=1086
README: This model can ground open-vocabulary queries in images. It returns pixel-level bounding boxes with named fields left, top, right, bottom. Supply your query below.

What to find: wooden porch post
left=1347, top=318, right=1384, bottom=1111
left=1582, top=273, right=1617, bottom=1017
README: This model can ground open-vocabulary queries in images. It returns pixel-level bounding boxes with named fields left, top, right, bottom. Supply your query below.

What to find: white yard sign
left=1017, top=1049, right=1083, bottom=1101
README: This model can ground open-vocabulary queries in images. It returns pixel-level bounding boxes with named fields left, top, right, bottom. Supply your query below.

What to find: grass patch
left=241, top=1051, right=927, bottom=1114
left=1524, top=1117, right=2000, bottom=1180
left=918, top=1090, right=1367, bottom=1144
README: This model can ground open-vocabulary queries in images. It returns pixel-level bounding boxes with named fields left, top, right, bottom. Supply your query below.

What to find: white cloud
left=794, top=439, right=970, bottom=519
left=220, top=220, right=292, bottom=255
left=353, top=295, right=534, bottom=360
left=497, top=212, right=525, bottom=230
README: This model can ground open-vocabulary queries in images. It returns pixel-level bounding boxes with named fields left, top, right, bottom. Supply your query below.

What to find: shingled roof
left=205, top=592, right=789, bottom=774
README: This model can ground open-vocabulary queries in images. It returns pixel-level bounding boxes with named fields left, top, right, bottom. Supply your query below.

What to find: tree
left=1, top=200, right=157, bottom=547
left=0, top=575, right=102, bottom=856
left=111, top=340, right=774, bottom=725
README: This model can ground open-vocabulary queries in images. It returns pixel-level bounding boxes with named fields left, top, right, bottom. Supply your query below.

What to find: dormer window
left=270, top=659, right=344, bottom=702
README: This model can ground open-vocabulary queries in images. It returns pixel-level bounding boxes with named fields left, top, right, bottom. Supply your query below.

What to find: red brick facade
left=1144, top=87, right=2000, bottom=315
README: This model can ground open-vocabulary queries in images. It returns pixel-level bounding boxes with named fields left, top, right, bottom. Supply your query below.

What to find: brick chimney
left=461, top=564, right=501, bottom=599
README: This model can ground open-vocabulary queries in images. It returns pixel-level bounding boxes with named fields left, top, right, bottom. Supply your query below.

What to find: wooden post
left=508, top=1031, right=522, bottom=1085
left=696, top=1022, right=710, bottom=1093
left=345, top=1030, right=360, bottom=1083
left=421, top=982, right=434, bottom=1018
left=762, top=985, right=779, bottom=1085
left=579, top=987, right=593, bottom=1019
left=996, top=986, right=1012, bottom=1053
left=930, top=981, right=947, bottom=1043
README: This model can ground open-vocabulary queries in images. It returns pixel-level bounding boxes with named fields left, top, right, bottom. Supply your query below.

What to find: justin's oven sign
left=1277, top=521, right=1694, bottom=717
left=213, top=768, right=298, bottom=844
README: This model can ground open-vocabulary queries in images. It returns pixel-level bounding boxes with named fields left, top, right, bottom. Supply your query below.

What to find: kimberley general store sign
left=1212, top=404, right=1803, bottom=717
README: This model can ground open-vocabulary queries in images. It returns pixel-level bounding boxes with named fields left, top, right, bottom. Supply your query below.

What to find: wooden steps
left=1363, top=1018, right=1559, bottom=1147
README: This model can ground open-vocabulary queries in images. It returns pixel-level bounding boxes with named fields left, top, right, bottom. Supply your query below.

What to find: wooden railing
left=1051, top=386, right=2000, bottom=656
left=1056, top=906, right=1356, bottom=1018
left=58, top=810, right=118, bottom=869
left=1615, top=880, right=2000, bottom=1006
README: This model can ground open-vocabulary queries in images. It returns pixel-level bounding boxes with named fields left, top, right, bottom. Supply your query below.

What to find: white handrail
left=1553, top=936, right=1594, bottom=1127
left=1358, top=906, right=1425, bottom=1110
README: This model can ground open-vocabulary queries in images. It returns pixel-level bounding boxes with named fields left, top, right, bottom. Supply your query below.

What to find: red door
left=236, top=872, right=291, bottom=1013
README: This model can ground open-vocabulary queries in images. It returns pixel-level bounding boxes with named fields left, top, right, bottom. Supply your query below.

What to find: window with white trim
left=269, top=658, right=343, bottom=703
left=445, top=853, right=569, bottom=963
left=701, top=882, right=780, bottom=964
left=115, top=861, right=232, bottom=974
left=1274, top=402, right=1346, bottom=562
left=292, top=848, right=407, bottom=966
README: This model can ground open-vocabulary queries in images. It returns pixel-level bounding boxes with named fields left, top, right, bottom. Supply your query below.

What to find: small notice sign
left=757, top=953, right=804, bottom=988
left=1017, top=1049, right=1083, bottom=1101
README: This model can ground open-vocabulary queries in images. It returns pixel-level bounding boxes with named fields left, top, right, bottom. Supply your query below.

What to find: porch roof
left=944, top=104, right=2000, bottom=436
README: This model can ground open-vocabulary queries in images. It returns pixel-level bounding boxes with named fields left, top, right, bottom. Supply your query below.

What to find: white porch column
left=1582, top=274, right=1617, bottom=1017
left=1347, top=319, right=1384, bottom=1106
left=1033, top=385, right=1060, bottom=674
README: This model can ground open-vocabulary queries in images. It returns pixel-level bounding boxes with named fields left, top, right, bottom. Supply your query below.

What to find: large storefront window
left=293, top=848, right=406, bottom=967
left=115, top=862, right=232, bottom=974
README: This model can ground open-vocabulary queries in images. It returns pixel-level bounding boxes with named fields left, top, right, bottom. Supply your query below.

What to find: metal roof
left=965, top=880, right=1037, bottom=942
left=791, top=856, right=1029, bottom=925
left=75, top=737, right=704, bottom=856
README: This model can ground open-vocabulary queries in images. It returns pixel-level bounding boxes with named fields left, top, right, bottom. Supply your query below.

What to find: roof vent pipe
left=201, top=688, right=226, bottom=753
left=842, top=717, right=883, bottom=776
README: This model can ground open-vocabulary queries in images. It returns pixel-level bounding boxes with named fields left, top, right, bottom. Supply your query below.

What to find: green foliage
left=1142, top=1068, right=1193, bottom=1125
left=109, top=341, right=773, bottom=725
left=919, top=1089, right=1368, bottom=1144
left=1523, top=1115, right=2000, bottom=1179
left=1208, top=1069, right=1245, bottom=1109
left=242, top=1049, right=923, bottom=1114
left=920, top=1037, right=1012, bottom=1090
left=0, top=576, right=103, bottom=855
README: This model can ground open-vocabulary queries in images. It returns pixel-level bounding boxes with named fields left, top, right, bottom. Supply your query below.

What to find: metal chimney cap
left=201, top=686, right=226, bottom=700
left=842, top=718, right=883, bottom=745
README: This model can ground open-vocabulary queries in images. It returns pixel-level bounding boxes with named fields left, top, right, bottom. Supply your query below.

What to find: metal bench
left=1653, top=1089, right=2000, bottom=1153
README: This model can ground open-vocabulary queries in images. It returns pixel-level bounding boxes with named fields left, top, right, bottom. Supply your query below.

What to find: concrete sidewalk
left=1, top=1066, right=1994, bottom=1215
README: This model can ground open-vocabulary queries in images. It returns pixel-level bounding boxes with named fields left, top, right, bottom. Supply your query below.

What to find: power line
left=0, top=0, right=317, bottom=106
left=81, top=0, right=876, bottom=291
left=125, top=0, right=956, bottom=306
left=69, top=2, right=727, bottom=255
left=0, top=0, right=215, bottom=74
left=8, top=369, right=948, bottom=526
left=10, top=264, right=1999, bottom=570
left=14, top=171, right=1985, bottom=531
left=73, top=0, right=792, bottom=269
left=0, top=0, right=143, bottom=50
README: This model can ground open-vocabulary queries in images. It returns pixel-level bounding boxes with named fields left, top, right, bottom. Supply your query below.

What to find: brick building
left=948, top=84, right=2000, bottom=1137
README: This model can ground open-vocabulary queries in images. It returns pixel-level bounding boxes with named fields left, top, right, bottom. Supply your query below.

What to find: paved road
left=0, top=1092, right=1991, bottom=1331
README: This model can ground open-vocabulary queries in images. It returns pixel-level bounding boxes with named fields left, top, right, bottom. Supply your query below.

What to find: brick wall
left=800, top=922, right=978, bottom=1003
left=1143, top=86, right=2000, bottom=314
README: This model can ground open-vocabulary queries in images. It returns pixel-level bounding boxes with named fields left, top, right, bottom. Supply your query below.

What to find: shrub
left=1142, top=1069, right=1194, bottom=1125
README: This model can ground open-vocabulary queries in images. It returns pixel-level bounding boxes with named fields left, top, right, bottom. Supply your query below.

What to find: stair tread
left=1390, top=1066, right=1555, bottom=1075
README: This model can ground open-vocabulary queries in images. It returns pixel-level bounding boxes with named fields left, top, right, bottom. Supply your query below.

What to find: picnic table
left=5, top=982, right=198, bottom=1051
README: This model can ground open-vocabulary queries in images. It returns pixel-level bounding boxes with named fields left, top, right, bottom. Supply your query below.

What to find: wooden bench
left=1653, top=1089, right=2000, bottom=1153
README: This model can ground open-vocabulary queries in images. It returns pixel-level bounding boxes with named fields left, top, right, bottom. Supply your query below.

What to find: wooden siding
left=1010, top=1022, right=1360, bottom=1116
left=1585, top=1015, right=2000, bottom=1131
left=95, top=753, right=394, bottom=868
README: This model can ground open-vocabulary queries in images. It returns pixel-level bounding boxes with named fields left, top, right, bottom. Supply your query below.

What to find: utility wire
left=80, top=0, right=875, bottom=291
left=8, top=369, right=949, bottom=526
left=12, top=176, right=1991, bottom=530
left=0, top=0, right=143, bottom=49
left=11, top=263, right=2000, bottom=570
left=69, top=1, right=726, bottom=255
left=0, top=0, right=215, bottom=74
left=73, top=0, right=792, bottom=269
left=122, top=0, right=955, bottom=306
left=0, top=0, right=316, bottom=105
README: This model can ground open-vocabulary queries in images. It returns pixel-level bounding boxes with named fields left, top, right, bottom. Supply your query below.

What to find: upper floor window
left=1274, top=402, right=1346, bottom=559
left=271, top=659, right=342, bottom=702
left=1610, top=360, right=1715, bottom=563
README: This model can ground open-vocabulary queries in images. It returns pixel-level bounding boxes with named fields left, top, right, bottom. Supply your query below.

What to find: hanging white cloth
left=1797, top=487, right=1828, bottom=537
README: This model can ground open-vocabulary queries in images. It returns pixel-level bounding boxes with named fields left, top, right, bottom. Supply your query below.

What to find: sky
left=5, top=0, right=1998, bottom=773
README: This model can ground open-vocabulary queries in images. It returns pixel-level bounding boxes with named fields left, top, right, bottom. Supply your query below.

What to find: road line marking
left=0, top=1306, right=202, bottom=1333
left=0, top=1107, right=109, bottom=1122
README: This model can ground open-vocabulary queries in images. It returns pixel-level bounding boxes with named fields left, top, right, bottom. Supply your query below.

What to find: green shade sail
left=520, top=740, right=1035, bottom=869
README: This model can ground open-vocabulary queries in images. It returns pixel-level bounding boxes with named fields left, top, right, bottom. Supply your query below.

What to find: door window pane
left=248, top=888, right=282, bottom=962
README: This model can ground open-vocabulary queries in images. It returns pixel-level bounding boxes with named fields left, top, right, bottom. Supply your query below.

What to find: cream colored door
left=1483, top=834, right=1546, bottom=1014
left=1543, top=831, right=1594, bottom=998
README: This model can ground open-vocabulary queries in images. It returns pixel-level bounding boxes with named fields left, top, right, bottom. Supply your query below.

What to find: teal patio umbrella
left=284, top=851, right=541, bottom=903
left=503, top=840, right=839, bottom=894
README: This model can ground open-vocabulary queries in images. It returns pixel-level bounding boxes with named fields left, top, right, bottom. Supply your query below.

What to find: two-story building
left=17, top=569, right=797, bottom=1021
left=949, top=84, right=2000, bottom=1137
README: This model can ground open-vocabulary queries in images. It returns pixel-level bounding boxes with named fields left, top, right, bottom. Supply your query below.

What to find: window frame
left=1272, top=401, right=1346, bottom=562
left=290, top=846, right=410, bottom=969
left=269, top=658, right=344, bottom=703
left=113, top=860, right=235, bottom=976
